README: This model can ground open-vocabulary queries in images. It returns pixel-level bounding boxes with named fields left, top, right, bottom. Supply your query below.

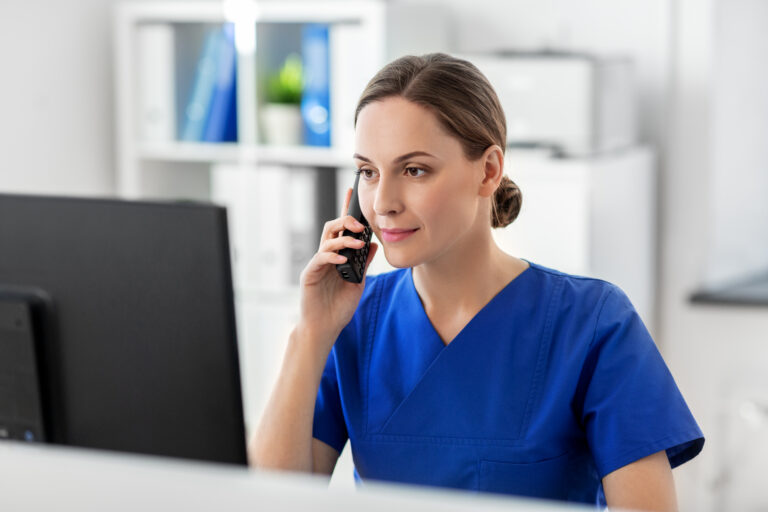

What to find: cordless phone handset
left=336, top=173, right=371, bottom=283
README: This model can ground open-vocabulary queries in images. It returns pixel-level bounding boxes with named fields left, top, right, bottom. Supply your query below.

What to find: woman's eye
left=406, top=167, right=426, bottom=177
left=357, top=168, right=377, bottom=179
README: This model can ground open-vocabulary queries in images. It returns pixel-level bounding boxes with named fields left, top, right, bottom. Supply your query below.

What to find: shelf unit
left=114, top=0, right=450, bottom=198
left=112, top=0, right=450, bottom=448
left=137, top=141, right=353, bottom=167
left=113, top=0, right=450, bottom=286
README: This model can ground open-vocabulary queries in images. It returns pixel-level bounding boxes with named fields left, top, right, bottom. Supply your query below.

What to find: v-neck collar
left=406, top=260, right=534, bottom=348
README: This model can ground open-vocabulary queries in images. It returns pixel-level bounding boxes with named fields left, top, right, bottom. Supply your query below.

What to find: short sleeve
left=578, top=285, right=704, bottom=478
left=312, top=347, right=348, bottom=453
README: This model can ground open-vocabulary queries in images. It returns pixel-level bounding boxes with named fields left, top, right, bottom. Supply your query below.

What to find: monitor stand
left=0, top=288, right=49, bottom=443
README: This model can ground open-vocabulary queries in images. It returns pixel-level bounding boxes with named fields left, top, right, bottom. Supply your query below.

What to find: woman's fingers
left=341, top=187, right=352, bottom=218
left=305, top=186, right=370, bottom=285
left=334, top=188, right=354, bottom=241
left=303, top=249, right=346, bottom=279
left=317, top=250, right=348, bottom=266
left=320, top=235, right=366, bottom=254
left=320, top=215, right=366, bottom=242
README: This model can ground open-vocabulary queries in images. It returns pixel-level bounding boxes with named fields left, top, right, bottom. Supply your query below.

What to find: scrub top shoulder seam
left=527, top=261, right=615, bottom=287
left=527, top=261, right=633, bottom=307
left=587, top=286, right=617, bottom=352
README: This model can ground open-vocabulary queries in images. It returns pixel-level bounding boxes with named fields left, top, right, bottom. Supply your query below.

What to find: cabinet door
left=494, top=157, right=591, bottom=276
left=495, top=149, right=655, bottom=328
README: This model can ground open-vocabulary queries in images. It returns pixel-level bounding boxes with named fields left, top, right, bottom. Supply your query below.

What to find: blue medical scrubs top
left=313, top=261, right=704, bottom=507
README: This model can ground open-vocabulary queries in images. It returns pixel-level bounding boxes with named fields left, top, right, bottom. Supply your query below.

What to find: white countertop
left=0, top=442, right=593, bottom=511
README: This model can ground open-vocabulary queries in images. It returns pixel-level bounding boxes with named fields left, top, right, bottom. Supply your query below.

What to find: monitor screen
left=0, top=193, right=247, bottom=465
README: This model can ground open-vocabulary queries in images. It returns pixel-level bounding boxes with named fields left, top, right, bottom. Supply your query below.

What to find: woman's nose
left=373, top=175, right=403, bottom=216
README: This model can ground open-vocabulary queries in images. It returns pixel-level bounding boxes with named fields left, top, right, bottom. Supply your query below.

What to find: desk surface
left=0, top=442, right=593, bottom=511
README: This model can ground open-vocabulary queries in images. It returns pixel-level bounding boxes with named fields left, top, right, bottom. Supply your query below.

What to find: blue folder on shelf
left=181, top=24, right=238, bottom=142
left=301, top=24, right=331, bottom=147
left=203, top=24, right=238, bottom=143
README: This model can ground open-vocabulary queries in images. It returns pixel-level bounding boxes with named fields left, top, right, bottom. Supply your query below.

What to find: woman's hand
left=296, top=187, right=378, bottom=348
left=251, top=189, right=376, bottom=472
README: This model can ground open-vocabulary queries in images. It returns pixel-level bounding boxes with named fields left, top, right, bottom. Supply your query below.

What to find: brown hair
left=354, top=53, right=522, bottom=228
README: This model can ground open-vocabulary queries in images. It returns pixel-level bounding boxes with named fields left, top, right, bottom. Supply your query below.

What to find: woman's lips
left=380, top=228, right=419, bottom=243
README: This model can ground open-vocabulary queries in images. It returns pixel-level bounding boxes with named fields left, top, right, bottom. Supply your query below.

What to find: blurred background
left=1, top=0, right=767, bottom=510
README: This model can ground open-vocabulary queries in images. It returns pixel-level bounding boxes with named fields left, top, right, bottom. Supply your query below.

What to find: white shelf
left=138, top=141, right=354, bottom=168
left=118, top=1, right=379, bottom=25
left=118, top=1, right=227, bottom=23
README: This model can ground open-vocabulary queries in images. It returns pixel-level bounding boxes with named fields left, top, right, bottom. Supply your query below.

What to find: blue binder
left=180, top=29, right=221, bottom=141
left=203, top=24, right=238, bottom=143
left=301, top=24, right=331, bottom=147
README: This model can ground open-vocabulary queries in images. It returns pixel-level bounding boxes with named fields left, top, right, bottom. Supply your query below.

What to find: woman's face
left=353, top=96, right=488, bottom=268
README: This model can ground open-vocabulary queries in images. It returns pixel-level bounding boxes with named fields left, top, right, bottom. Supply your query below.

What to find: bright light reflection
left=222, top=0, right=257, bottom=54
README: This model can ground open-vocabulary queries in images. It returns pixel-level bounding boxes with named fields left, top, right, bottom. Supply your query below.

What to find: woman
left=251, top=53, right=703, bottom=511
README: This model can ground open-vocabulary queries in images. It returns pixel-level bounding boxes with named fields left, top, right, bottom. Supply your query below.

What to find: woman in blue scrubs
left=252, top=53, right=704, bottom=511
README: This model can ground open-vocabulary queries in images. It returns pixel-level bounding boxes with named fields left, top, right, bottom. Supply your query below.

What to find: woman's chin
left=381, top=248, right=418, bottom=269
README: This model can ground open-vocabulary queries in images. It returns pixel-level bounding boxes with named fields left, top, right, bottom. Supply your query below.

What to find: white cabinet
left=495, top=147, right=656, bottom=330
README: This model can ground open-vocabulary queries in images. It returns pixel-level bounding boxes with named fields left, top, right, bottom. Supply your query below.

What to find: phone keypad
left=337, top=224, right=371, bottom=283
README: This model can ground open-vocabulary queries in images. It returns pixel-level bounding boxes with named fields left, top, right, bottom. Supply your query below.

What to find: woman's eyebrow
left=352, top=151, right=438, bottom=164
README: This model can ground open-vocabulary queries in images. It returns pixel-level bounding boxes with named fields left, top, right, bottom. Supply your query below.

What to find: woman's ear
left=478, top=144, right=504, bottom=198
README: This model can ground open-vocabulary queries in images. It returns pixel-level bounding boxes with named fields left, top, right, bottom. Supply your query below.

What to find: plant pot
left=260, top=103, right=303, bottom=145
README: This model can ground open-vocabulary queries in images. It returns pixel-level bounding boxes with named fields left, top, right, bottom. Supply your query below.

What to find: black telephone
left=336, top=173, right=372, bottom=283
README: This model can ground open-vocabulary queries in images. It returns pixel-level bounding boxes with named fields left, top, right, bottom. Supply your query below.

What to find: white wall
left=660, top=1, right=768, bottom=510
left=403, top=0, right=671, bottom=159
left=706, top=0, right=768, bottom=286
left=0, top=0, right=118, bottom=196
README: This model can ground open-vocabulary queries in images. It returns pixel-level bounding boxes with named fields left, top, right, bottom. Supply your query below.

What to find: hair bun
left=492, top=175, right=522, bottom=228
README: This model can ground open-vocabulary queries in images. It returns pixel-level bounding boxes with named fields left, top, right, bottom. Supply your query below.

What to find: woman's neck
left=411, top=226, right=528, bottom=318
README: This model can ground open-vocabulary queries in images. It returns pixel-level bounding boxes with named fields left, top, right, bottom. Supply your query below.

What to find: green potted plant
left=261, top=53, right=303, bottom=145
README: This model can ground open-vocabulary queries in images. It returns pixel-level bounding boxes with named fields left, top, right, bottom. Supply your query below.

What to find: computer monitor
left=0, top=193, right=247, bottom=465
